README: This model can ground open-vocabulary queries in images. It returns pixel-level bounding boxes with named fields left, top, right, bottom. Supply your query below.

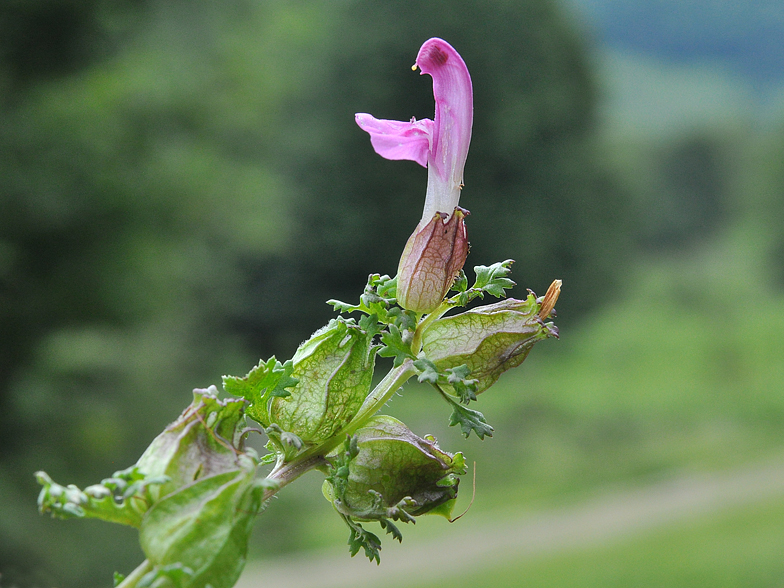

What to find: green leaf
left=258, top=452, right=276, bottom=466
left=386, top=306, right=418, bottom=332
left=328, top=274, right=397, bottom=324
left=358, top=313, right=383, bottom=339
left=379, top=518, right=403, bottom=543
left=113, top=572, right=125, bottom=587
left=35, top=467, right=164, bottom=528
left=378, top=325, right=415, bottom=367
left=473, top=259, right=516, bottom=298
left=327, top=299, right=363, bottom=314
left=413, top=357, right=439, bottom=385
left=448, top=402, right=494, bottom=440
left=415, top=359, right=478, bottom=404
left=451, top=269, right=469, bottom=293
left=446, top=364, right=479, bottom=404
left=374, top=274, right=397, bottom=300
left=222, top=358, right=297, bottom=427
left=347, top=519, right=382, bottom=564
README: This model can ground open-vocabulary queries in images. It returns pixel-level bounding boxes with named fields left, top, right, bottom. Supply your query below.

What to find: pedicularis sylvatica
left=36, top=38, right=561, bottom=588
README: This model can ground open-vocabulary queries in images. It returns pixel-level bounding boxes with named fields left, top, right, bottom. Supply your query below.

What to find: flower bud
left=323, top=416, right=466, bottom=522
left=270, top=318, right=376, bottom=443
left=396, top=207, right=469, bottom=314
left=422, top=293, right=559, bottom=395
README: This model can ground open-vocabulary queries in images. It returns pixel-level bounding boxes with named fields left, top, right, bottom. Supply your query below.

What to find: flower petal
left=355, top=113, right=434, bottom=168
left=416, top=38, right=473, bottom=224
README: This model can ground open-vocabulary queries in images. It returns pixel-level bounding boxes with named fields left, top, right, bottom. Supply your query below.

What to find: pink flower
left=356, top=38, right=474, bottom=313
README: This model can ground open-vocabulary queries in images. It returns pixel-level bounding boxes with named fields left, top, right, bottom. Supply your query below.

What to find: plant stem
left=410, top=302, right=452, bottom=354
left=116, top=559, right=153, bottom=588
left=264, top=454, right=327, bottom=500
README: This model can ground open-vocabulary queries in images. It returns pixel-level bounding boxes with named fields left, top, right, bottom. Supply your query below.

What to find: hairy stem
left=264, top=454, right=328, bottom=500
left=116, top=559, right=153, bottom=588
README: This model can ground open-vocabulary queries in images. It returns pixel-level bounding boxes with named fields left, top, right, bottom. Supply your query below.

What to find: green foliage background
left=2, top=0, right=783, bottom=586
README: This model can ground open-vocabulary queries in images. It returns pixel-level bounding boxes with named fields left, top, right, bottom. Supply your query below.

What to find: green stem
left=332, top=359, right=416, bottom=442
left=410, top=302, right=453, bottom=354
left=116, top=559, right=153, bottom=588
left=264, top=454, right=327, bottom=501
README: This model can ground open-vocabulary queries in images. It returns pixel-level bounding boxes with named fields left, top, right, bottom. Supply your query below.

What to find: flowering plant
left=36, top=38, right=560, bottom=588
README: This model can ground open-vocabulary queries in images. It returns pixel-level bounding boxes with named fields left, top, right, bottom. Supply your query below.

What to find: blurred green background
left=2, top=0, right=784, bottom=586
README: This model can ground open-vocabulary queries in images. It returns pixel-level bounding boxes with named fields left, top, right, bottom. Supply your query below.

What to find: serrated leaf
left=473, top=259, right=516, bottom=298
left=358, top=313, right=382, bottom=339
left=378, top=325, right=415, bottom=367
left=348, top=523, right=382, bottom=564
left=258, top=452, right=276, bottom=466
left=360, top=290, right=384, bottom=310
left=35, top=467, right=163, bottom=528
left=269, top=360, right=297, bottom=399
left=446, top=364, right=472, bottom=382
left=448, top=403, right=494, bottom=439
left=374, top=275, right=397, bottom=300
left=222, top=358, right=296, bottom=426
left=413, top=357, right=439, bottom=385
left=327, top=299, right=363, bottom=314
left=329, top=275, right=397, bottom=323
left=451, top=269, right=469, bottom=293
left=379, top=518, right=403, bottom=543
left=446, top=364, right=479, bottom=404
left=386, top=306, right=418, bottom=332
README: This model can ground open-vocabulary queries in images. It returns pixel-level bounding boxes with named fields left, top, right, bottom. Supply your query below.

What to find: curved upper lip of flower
left=355, top=38, right=474, bottom=227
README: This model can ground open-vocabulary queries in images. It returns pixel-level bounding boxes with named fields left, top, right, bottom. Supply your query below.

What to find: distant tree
left=629, top=132, right=731, bottom=250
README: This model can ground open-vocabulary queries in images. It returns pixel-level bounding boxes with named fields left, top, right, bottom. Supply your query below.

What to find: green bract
left=138, top=452, right=264, bottom=588
left=323, top=415, right=466, bottom=522
left=269, top=318, right=377, bottom=444
left=422, top=294, right=558, bottom=395
left=136, top=389, right=249, bottom=503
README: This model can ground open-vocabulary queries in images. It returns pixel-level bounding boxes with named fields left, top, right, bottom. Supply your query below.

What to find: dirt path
left=235, top=453, right=784, bottom=588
